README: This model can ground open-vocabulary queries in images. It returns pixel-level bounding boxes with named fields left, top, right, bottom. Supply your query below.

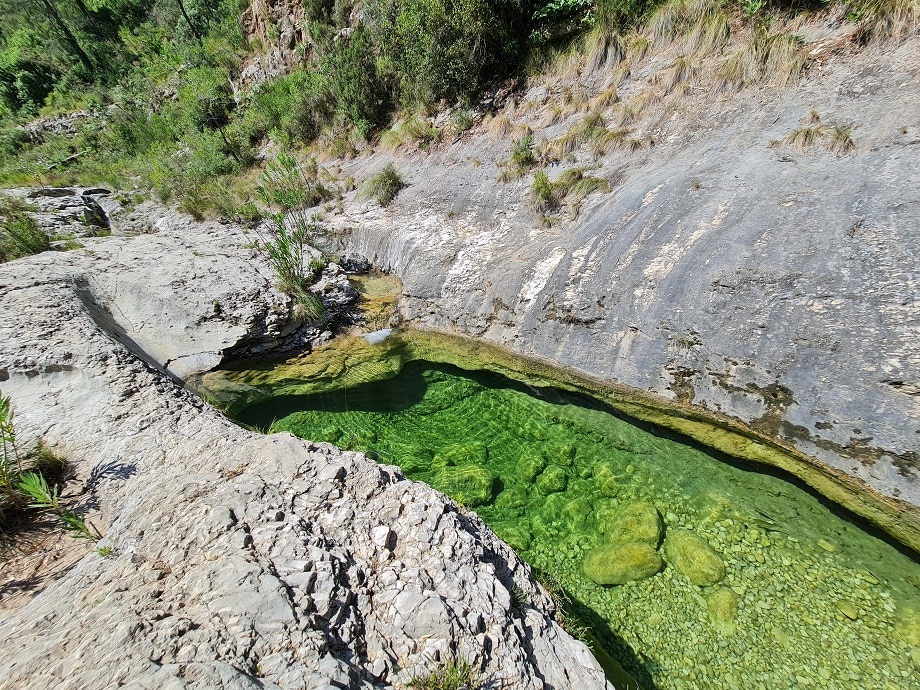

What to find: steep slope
left=324, top=26, right=920, bottom=524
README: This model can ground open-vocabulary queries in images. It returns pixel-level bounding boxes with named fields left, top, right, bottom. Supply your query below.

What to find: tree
left=35, top=0, right=95, bottom=73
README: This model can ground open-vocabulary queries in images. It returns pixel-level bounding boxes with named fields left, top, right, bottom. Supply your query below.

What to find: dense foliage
left=0, top=0, right=910, bottom=215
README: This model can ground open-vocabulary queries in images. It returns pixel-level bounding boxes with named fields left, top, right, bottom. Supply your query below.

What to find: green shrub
left=242, top=154, right=329, bottom=324
left=1, top=394, right=92, bottom=539
left=241, top=68, right=331, bottom=146
left=498, top=132, right=537, bottom=181
left=361, top=163, right=406, bottom=206
left=368, top=0, right=528, bottom=107
left=407, top=658, right=480, bottom=690
left=324, top=24, right=388, bottom=137
left=0, top=127, right=28, bottom=157
left=145, top=129, right=244, bottom=218
left=512, top=133, right=536, bottom=168
left=529, top=167, right=610, bottom=216
left=0, top=198, right=49, bottom=263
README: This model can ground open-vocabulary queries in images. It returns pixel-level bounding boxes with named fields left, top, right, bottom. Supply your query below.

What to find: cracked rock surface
left=0, top=214, right=611, bottom=689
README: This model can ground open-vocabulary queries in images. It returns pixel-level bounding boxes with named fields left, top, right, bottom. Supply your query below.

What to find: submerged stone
left=664, top=529, right=726, bottom=586
left=519, top=451, right=547, bottom=481
left=583, top=541, right=663, bottom=586
left=835, top=600, right=859, bottom=620
left=536, top=465, right=569, bottom=495
left=707, top=588, right=741, bottom=635
left=433, top=441, right=489, bottom=469
left=390, top=444, right=433, bottom=474
left=562, top=497, right=594, bottom=530
left=495, top=486, right=530, bottom=515
left=593, top=460, right=621, bottom=497
left=494, top=523, right=533, bottom=552
left=894, top=607, right=920, bottom=645
left=434, top=464, right=495, bottom=507
left=605, top=500, right=664, bottom=548
left=544, top=442, right=577, bottom=466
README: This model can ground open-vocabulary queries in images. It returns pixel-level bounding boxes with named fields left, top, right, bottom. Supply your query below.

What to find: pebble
left=817, top=539, right=837, bottom=553
left=836, top=600, right=860, bottom=621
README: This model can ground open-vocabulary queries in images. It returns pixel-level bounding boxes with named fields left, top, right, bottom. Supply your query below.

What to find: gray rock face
left=0, top=214, right=611, bottom=689
left=328, top=37, right=920, bottom=513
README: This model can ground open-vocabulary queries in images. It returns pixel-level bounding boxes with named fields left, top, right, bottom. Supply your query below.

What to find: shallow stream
left=198, top=335, right=920, bottom=690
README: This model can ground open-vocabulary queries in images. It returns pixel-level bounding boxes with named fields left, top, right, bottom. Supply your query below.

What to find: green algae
left=199, top=342, right=920, bottom=690
left=196, top=328, right=920, bottom=555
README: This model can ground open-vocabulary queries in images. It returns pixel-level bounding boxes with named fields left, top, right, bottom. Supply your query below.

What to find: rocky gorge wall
left=0, top=210, right=611, bottom=688
left=326, top=33, right=920, bottom=525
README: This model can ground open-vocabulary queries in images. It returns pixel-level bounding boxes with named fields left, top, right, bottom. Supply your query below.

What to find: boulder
left=536, top=464, right=568, bottom=495
left=604, top=500, right=663, bottom=548
left=433, top=441, right=488, bottom=468
left=707, top=588, right=741, bottom=635
left=434, top=464, right=496, bottom=507
left=664, top=529, right=726, bottom=587
left=518, top=451, right=547, bottom=481
left=583, top=541, right=663, bottom=586
left=593, top=460, right=620, bottom=497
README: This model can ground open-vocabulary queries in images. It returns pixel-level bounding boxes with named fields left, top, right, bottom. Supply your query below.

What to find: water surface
left=229, top=359, right=920, bottom=689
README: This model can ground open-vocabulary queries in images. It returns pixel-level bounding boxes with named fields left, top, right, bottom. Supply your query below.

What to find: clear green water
left=232, top=360, right=920, bottom=690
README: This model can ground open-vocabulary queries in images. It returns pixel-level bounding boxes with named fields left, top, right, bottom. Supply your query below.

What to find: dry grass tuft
left=540, top=109, right=641, bottom=163
left=487, top=114, right=514, bottom=139
left=714, top=29, right=807, bottom=92
left=378, top=115, right=440, bottom=151
left=541, top=105, right=569, bottom=128
left=587, top=32, right=625, bottom=75
left=590, top=86, right=621, bottom=111
left=782, top=121, right=856, bottom=156
left=541, top=110, right=605, bottom=162
left=659, top=55, right=699, bottom=93
left=763, top=33, right=806, bottom=87
left=825, top=125, right=856, bottom=155
left=625, top=33, right=651, bottom=64
left=685, top=9, right=731, bottom=56
left=785, top=126, right=824, bottom=150
left=855, top=0, right=920, bottom=45
left=648, top=0, right=687, bottom=46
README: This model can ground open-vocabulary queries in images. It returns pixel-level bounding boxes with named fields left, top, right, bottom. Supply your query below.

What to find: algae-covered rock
left=562, top=497, right=594, bottom=530
left=320, top=425, right=343, bottom=443
left=519, top=451, right=547, bottom=481
left=894, top=606, right=920, bottom=645
left=433, top=441, right=489, bottom=469
left=495, top=486, right=530, bottom=515
left=434, top=464, right=495, bottom=507
left=389, top=444, right=433, bottom=474
left=494, top=523, right=533, bottom=552
left=605, top=500, right=664, bottom=548
left=536, top=465, right=569, bottom=495
left=583, top=542, right=663, bottom=585
left=835, top=600, right=859, bottom=620
left=593, top=460, right=621, bottom=497
left=707, top=588, right=741, bottom=635
left=664, top=529, right=726, bottom=586
left=543, top=442, right=577, bottom=466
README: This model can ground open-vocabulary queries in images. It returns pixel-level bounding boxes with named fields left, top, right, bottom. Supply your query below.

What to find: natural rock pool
left=197, top=333, right=920, bottom=690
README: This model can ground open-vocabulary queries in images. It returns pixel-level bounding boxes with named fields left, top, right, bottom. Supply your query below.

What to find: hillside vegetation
left=0, top=0, right=917, bottom=217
